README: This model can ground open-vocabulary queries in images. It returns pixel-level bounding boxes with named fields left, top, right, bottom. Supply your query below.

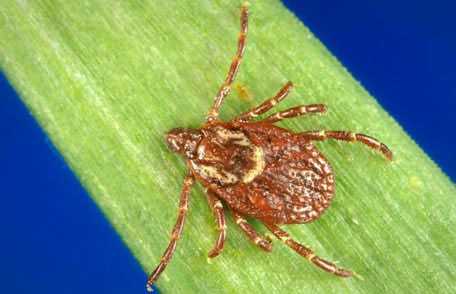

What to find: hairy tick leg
left=264, top=223, right=353, bottom=277
left=262, top=104, right=327, bottom=123
left=206, top=3, right=249, bottom=122
left=235, top=81, right=293, bottom=122
left=146, top=175, right=195, bottom=292
left=302, top=130, right=393, bottom=160
left=206, top=189, right=227, bottom=258
left=232, top=210, right=273, bottom=252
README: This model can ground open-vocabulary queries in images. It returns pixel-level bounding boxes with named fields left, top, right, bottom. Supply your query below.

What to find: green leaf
left=2, top=1, right=455, bottom=293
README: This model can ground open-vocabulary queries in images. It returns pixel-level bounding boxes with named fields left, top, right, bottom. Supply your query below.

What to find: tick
left=146, top=3, right=392, bottom=291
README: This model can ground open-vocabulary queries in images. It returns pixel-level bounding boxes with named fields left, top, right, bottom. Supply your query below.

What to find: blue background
left=1, top=1, right=454, bottom=293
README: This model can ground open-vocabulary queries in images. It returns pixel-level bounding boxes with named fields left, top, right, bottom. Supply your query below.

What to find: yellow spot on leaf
left=409, top=175, right=423, bottom=191
left=234, top=82, right=253, bottom=102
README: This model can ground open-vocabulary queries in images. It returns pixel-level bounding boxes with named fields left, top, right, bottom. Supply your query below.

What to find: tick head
left=165, top=128, right=202, bottom=159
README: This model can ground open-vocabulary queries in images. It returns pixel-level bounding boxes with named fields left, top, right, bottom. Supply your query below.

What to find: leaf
left=1, top=0, right=455, bottom=293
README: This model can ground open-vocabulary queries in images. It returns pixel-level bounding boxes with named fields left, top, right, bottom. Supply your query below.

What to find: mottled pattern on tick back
left=146, top=3, right=392, bottom=291
left=193, top=122, right=334, bottom=224
left=190, top=125, right=259, bottom=185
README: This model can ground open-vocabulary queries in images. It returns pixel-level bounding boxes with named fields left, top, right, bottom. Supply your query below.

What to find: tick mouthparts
left=165, top=131, right=181, bottom=152
left=165, top=128, right=202, bottom=156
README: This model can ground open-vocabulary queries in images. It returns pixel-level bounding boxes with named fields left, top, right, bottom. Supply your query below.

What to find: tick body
left=146, top=3, right=392, bottom=291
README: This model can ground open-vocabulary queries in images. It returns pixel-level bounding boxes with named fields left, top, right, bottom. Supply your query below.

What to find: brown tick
left=146, top=3, right=392, bottom=291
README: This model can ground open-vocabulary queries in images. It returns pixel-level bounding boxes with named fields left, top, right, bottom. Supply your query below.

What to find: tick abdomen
left=191, top=123, right=335, bottom=224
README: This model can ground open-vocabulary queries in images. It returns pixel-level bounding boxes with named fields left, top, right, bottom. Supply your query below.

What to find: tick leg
left=264, top=223, right=352, bottom=277
left=206, top=3, right=249, bottom=122
left=302, top=130, right=393, bottom=161
left=235, top=81, right=293, bottom=122
left=146, top=174, right=195, bottom=292
left=232, top=210, right=273, bottom=252
left=206, top=189, right=227, bottom=258
left=262, top=104, right=327, bottom=123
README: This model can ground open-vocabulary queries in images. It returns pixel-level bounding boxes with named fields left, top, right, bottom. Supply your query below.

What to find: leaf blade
left=1, top=0, right=455, bottom=293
